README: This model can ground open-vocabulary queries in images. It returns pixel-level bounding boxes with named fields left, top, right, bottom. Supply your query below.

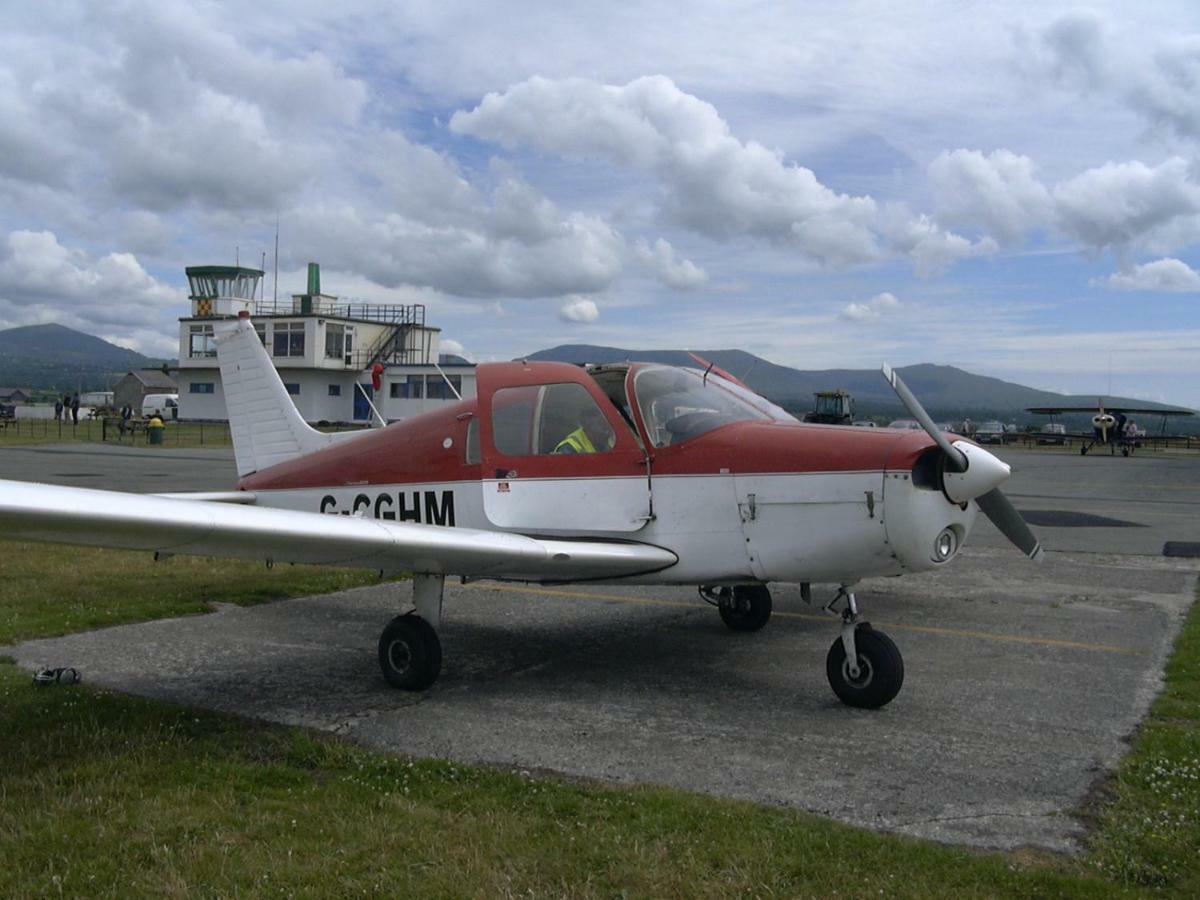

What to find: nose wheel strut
left=823, top=585, right=904, bottom=709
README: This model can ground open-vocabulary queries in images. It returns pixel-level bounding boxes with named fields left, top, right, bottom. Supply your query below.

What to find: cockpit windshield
left=633, top=366, right=775, bottom=447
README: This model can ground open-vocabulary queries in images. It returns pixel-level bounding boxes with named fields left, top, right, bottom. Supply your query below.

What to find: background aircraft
left=0, top=313, right=1042, bottom=709
left=1026, top=401, right=1195, bottom=456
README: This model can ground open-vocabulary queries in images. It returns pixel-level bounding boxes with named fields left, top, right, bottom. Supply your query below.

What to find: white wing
left=0, top=479, right=677, bottom=581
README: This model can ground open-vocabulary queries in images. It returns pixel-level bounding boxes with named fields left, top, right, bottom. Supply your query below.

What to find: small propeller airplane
left=0, top=313, right=1043, bottom=708
left=1026, top=401, right=1195, bottom=457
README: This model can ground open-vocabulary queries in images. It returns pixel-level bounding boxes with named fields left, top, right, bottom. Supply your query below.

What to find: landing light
left=932, top=527, right=958, bottom=563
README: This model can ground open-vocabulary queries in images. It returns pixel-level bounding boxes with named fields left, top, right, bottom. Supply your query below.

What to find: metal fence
left=0, top=417, right=233, bottom=448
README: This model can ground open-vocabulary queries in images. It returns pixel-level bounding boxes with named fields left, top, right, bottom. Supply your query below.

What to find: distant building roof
left=0, top=387, right=30, bottom=400
left=438, top=354, right=473, bottom=366
left=123, top=369, right=178, bottom=389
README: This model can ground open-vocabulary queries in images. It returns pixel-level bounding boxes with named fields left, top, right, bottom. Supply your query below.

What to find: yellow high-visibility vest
left=554, top=426, right=597, bottom=454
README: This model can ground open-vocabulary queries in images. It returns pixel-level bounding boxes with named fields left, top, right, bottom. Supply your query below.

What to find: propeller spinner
left=881, top=364, right=1044, bottom=561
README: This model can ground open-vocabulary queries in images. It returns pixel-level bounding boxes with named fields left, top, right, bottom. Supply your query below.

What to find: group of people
left=52, top=393, right=81, bottom=424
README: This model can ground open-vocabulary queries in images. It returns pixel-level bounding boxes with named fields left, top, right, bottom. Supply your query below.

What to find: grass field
left=0, top=539, right=1196, bottom=896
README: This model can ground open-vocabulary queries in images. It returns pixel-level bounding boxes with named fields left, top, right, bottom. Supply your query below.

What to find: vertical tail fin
left=214, top=316, right=336, bottom=476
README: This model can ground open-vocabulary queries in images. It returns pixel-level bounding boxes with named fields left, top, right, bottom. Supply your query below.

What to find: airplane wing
left=0, top=479, right=677, bottom=582
left=1026, top=405, right=1195, bottom=416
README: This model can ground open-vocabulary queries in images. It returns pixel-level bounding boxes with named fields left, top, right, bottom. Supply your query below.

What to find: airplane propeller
left=881, top=364, right=1044, bottom=562
left=1092, top=400, right=1115, bottom=443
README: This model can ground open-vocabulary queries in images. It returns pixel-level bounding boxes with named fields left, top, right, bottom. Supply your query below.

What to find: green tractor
left=803, top=389, right=855, bottom=425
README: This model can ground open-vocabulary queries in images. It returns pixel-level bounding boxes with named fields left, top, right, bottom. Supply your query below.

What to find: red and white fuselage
left=239, top=360, right=984, bottom=585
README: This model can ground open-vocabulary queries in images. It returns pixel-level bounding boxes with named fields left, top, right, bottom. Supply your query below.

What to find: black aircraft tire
left=718, top=584, right=772, bottom=632
left=826, top=626, right=904, bottom=709
left=378, top=615, right=442, bottom=690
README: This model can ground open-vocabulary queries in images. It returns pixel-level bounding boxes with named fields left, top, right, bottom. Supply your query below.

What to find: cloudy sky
left=2, top=2, right=1199, bottom=407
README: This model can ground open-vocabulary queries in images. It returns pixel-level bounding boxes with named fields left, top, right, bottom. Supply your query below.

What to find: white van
left=141, top=393, right=179, bottom=420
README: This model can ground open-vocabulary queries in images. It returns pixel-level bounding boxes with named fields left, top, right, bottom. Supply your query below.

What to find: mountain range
left=0, top=325, right=1193, bottom=423
left=527, top=344, right=1196, bottom=421
left=0, top=324, right=170, bottom=393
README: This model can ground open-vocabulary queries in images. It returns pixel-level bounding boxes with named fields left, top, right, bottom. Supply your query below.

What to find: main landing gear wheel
left=825, top=625, right=904, bottom=709
left=378, top=614, right=442, bottom=690
left=717, top=584, right=772, bottom=632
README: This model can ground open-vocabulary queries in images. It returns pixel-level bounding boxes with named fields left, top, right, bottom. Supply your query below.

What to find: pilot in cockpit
left=553, top=403, right=615, bottom=454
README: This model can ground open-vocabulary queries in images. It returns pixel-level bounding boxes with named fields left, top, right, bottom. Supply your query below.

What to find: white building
left=175, top=263, right=475, bottom=423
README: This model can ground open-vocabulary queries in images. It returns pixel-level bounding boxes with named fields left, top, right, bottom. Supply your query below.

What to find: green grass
left=0, top=664, right=1118, bottom=898
left=1088, top=595, right=1200, bottom=891
left=0, top=540, right=1196, bottom=895
left=0, top=540, right=390, bottom=644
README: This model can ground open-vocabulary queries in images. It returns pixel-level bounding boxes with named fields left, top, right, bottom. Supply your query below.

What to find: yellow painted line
left=459, top=582, right=1143, bottom=656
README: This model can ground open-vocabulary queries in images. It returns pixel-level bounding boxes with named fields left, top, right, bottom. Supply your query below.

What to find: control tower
left=185, top=265, right=263, bottom=318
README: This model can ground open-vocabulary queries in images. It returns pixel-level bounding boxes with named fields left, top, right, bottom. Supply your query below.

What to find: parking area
left=5, top=444, right=1199, bottom=852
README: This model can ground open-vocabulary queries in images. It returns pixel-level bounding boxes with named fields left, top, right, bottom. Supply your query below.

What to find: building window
left=389, top=376, right=424, bottom=399
left=254, top=323, right=267, bottom=346
left=427, top=374, right=462, bottom=400
left=273, top=322, right=305, bottom=358
left=325, top=323, right=345, bottom=360
left=328, top=384, right=341, bottom=396
left=189, top=382, right=215, bottom=394
left=284, top=383, right=300, bottom=395
left=188, top=324, right=216, bottom=358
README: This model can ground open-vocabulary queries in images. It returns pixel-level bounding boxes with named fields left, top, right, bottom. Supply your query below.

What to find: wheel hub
left=842, top=655, right=874, bottom=689
left=386, top=639, right=412, bottom=674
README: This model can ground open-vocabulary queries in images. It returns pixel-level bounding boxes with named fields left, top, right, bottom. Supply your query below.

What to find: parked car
left=974, top=420, right=1007, bottom=444
left=852, top=420, right=877, bottom=428
left=1037, top=423, right=1068, bottom=445
left=886, top=419, right=923, bottom=430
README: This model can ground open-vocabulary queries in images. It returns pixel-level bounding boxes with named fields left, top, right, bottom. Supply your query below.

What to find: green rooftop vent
left=307, top=262, right=320, bottom=296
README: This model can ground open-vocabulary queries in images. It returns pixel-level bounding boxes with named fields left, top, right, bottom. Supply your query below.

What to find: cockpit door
left=477, top=362, right=652, bottom=534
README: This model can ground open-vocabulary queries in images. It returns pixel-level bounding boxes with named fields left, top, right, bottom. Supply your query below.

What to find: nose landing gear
left=823, top=585, right=904, bottom=709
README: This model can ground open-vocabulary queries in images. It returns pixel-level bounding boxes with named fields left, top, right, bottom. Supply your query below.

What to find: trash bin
left=147, top=415, right=165, bottom=445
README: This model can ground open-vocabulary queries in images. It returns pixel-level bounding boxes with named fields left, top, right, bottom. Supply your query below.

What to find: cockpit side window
left=633, top=366, right=770, bottom=448
left=491, top=383, right=616, bottom=456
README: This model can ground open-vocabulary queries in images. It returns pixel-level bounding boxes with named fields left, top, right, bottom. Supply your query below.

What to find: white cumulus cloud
left=633, top=238, right=707, bottom=289
left=0, top=230, right=181, bottom=347
left=1052, top=158, right=1200, bottom=250
left=558, top=297, right=599, bottom=323
left=929, top=149, right=1053, bottom=244
left=451, top=76, right=883, bottom=268
left=840, top=291, right=901, bottom=322
left=1102, top=258, right=1200, bottom=292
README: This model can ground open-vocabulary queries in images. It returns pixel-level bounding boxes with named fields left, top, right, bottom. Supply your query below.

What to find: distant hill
left=526, top=344, right=1196, bottom=422
left=0, top=323, right=170, bottom=393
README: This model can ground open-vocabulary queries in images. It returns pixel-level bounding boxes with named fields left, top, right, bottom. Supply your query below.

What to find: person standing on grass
left=54, top=398, right=63, bottom=421
left=70, top=393, right=80, bottom=425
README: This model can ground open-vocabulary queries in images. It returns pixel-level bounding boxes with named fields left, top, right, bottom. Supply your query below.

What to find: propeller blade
left=976, top=488, right=1044, bottom=562
left=881, top=364, right=967, bottom=472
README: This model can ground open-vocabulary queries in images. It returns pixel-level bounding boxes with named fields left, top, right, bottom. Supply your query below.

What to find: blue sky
left=0, top=1, right=1198, bottom=407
